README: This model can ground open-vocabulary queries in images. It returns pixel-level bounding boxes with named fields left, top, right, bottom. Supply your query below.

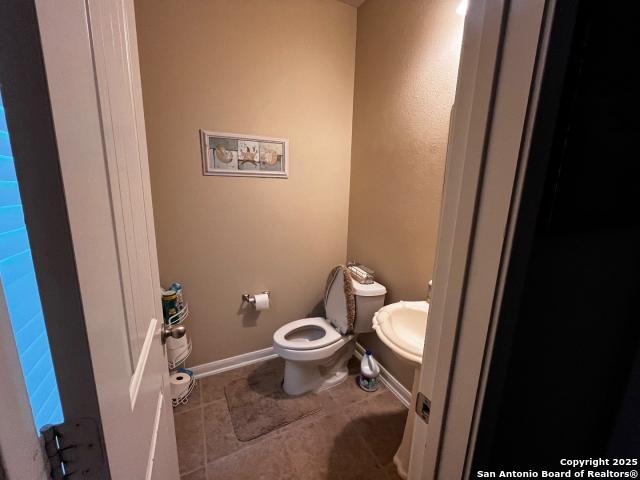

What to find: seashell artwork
left=262, top=151, right=278, bottom=165
left=237, top=140, right=260, bottom=170
left=259, top=142, right=284, bottom=171
left=214, top=146, right=234, bottom=164
left=201, top=130, right=288, bottom=178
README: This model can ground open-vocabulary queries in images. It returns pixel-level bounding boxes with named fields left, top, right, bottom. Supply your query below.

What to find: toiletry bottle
left=171, top=282, right=184, bottom=311
left=162, top=289, right=178, bottom=323
left=358, top=350, right=381, bottom=392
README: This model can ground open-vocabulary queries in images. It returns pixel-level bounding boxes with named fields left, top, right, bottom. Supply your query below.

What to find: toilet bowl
left=274, top=317, right=356, bottom=395
left=273, top=266, right=386, bottom=396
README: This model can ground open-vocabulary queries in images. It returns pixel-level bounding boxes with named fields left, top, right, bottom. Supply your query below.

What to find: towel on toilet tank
left=324, top=265, right=356, bottom=334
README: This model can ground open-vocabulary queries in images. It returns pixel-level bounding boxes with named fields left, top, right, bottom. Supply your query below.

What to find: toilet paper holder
left=242, top=291, right=270, bottom=307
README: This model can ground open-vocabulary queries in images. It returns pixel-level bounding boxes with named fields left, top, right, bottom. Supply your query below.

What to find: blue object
left=0, top=91, right=63, bottom=433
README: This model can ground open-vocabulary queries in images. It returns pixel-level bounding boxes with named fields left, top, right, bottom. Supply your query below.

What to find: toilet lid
left=324, top=266, right=356, bottom=335
left=273, top=317, right=342, bottom=351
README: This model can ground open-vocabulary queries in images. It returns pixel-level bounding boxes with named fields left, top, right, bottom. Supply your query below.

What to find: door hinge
left=40, top=418, right=106, bottom=479
left=416, top=391, right=431, bottom=424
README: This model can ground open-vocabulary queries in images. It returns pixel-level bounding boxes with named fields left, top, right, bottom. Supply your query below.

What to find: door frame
left=0, top=284, right=48, bottom=480
left=0, top=0, right=107, bottom=476
left=470, top=0, right=581, bottom=466
left=409, top=0, right=554, bottom=477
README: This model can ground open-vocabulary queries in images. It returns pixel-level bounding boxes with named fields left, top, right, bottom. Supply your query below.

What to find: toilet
left=273, top=266, right=386, bottom=395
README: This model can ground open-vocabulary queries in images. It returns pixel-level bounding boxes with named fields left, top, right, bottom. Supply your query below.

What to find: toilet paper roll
left=168, top=346, right=188, bottom=364
left=167, top=334, right=189, bottom=364
left=168, top=348, right=188, bottom=365
left=167, top=334, right=188, bottom=351
left=254, top=293, right=270, bottom=311
left=170, top=372, right=191, bottom=400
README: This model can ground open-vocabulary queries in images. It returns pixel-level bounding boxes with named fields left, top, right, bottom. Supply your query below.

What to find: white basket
left=166, top=303, right=189, bottom=326
left=172, top=376, right=197, bottom=408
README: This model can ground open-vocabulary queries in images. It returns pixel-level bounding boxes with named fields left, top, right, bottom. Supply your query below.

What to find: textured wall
left=135, top=0, right=357, bottom=366
left=136, top=0, right=464, bottom=385
left=347, top=0, right=464, bottom=387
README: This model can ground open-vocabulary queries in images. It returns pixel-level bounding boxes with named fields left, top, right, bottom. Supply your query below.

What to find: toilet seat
left=273, top=317, right=342, bottom=351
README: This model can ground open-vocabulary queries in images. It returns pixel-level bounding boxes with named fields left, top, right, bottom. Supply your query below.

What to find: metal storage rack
left=164, top=300, right=197, bottom=407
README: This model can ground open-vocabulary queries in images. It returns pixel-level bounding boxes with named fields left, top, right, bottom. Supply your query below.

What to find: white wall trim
left=354, top=343, right=412, bottom=408
left=190, top=347, right=278, bottom=379
left=189, top=344, right=412, bottom=408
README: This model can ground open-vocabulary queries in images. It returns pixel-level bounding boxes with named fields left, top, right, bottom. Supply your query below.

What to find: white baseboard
left=354, top=343, right=412, bottom=408
left=189, top=343, right=412, bottom=408
left=190, top=346, right=278, bottom=379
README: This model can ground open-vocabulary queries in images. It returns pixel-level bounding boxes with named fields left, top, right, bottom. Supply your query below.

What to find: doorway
left=1, top=0, right=580, bottom=479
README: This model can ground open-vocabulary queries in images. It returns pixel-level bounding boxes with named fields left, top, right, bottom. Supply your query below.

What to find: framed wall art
left=200, top=130, right=289, bottom=178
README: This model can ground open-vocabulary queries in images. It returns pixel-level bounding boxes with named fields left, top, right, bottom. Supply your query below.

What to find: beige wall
left=135, top=0, right=357, bottom=366
left=136, top=0, right=464, bottom=387
left=347, top=0, right=464, bottom=387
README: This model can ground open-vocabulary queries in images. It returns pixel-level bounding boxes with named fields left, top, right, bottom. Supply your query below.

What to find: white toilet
left=273, top=266, right=386, bottom=395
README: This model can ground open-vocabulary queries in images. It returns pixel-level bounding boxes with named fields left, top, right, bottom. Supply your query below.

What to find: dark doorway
left=473, top=0, right=640, bottom=471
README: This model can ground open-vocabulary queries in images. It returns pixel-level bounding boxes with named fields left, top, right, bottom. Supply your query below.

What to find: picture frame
left=200, top=130, right=289, bottom=178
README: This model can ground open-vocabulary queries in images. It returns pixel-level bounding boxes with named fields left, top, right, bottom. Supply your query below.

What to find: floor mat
left=224, top=368, right=323, bottom=441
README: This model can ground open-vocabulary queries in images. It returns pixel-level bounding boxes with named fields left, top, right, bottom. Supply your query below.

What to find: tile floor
left=174, top=357, right=408, bottom=480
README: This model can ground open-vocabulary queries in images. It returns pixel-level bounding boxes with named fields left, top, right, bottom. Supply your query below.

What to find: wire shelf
left=165, top=302, right=189, bottom=326
left=172, top=376, right=197, bottom=408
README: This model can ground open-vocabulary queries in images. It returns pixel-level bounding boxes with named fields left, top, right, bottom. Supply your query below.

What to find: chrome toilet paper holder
left=242, top=291, right=270, bottom=306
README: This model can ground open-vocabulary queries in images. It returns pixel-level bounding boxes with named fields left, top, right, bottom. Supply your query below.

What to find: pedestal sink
left=372, top=301, right=429, bottom=479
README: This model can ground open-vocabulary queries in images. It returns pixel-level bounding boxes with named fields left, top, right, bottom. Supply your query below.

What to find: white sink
left=372, top=300, right=429, bottom=480
left=372, top=301, right=428, bottom=365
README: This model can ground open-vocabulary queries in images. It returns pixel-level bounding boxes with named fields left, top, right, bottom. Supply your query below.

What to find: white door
left=32, top=1, right=180, bottom=479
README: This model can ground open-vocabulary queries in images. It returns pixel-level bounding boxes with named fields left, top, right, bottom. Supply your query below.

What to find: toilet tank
left=351, top=280, right=387, bottom=334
